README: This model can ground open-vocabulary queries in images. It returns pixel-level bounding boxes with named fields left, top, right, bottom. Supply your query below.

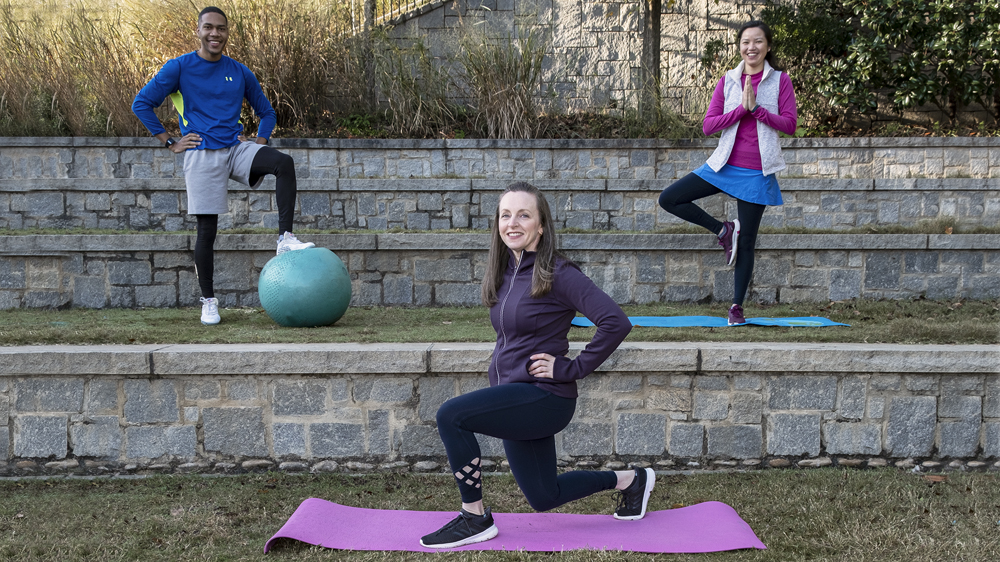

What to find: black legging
left=194, top=147, right=298, bottom=299
left=436, top=383, right=617, bottom=511
left=248, top=145, right=297, bottom=235
left=657, top=173, right=766, bottom=306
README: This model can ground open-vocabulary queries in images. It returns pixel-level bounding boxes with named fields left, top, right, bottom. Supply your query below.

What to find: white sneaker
left=200, top=297, right=221, bottom=325
left=276, top=231, right=315, bottom=255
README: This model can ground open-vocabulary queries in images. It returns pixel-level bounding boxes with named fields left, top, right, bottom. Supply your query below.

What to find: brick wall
left=1, top=343, right=996, bottom=474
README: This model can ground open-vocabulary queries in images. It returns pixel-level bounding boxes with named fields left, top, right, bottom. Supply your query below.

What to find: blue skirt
left=693, top=163, right=783, bottom=206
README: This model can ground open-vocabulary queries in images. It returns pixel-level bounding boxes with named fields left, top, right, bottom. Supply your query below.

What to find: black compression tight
left=658, top=173, right=766, bottom=306
left=194, top=214, right=218, bottom=299
left=249, top=146, right=297, bottom=235
left=436, top=383, right=617, bottom=510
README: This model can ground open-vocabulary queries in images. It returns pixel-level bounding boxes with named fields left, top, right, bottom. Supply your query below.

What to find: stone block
left=767, top=413, right=821, bottom=456
left=829, top=269, right=862, bottom=300
left=822, top=422, right=881, bottom=455
left=70, top=416, right=123, bottom=458
left=768, top=376, right=837, bottom=410
left=399, top=424, right=446, bottom=457
left=693, top=392, right=729, bottom=420
left=668, top=423, right=704, bottom=457
left=310, top=422, right=365, bottom=457
left=864, top=253, right=901, bottom=289
left=273, top=380, right=327, bottom=416
left=938, top=395, right=981, bottom=420
left=183, top=380, right=220, bottom=401
left=886, top=396, right=936, bottom=457
left=414, top=259, right=471, bottom=282
left=273, top=423, right=306, bottom=457
left=985, top=423, right=999, bottom=458
left=124, top=379, right=178, bottom=423
left=73, top=276, right=107, bottom=308
left=707, top=425, right=762, bottom=459
left=695, top=376, right=728, bottom=390
left=107, top=261, right=152, bottom=285
left=368, top=409, right=391, bottom=455
left=838, top=377, right=867, bottom=419
left=731, top=393, right=762, bottom=424
left=0, top=395, right=8, bottom=424
left=615, top=412, right=666, bottom=455
left=562, top=421, right=613, bottom=456
left=227, top=380, right=258, bottom=401
left=13, top=415, right=67, bottom=458
left=939, top=420, right=981, bottom=458
left=418, top=377, right=456, bottom=422
left=203, top=407, right=267, bottom=457
left=125, top=425, right=196, bottom=459
left=14, top=378, right=84, bottom=412
left=986, top=377, right=1000, bottom=418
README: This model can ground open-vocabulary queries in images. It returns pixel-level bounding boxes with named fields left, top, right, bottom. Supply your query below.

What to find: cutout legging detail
left=657, top=173, right=766, bottom=306
left=193, top=147, right=298, bottom=298
left=436, top=383, right=617, bottom=511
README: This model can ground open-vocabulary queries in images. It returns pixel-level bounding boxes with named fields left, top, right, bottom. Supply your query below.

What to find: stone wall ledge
left=3, top=136, right=1000, bottom=149
left=2, top=233, right=998, bottom=255
left=4, top=177, right=1000, bottom=193
left=2, top=342, right=996, bottom=377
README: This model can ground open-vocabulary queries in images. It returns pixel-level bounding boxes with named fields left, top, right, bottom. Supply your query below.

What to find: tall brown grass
left=0, top=0, right=359, bottom=137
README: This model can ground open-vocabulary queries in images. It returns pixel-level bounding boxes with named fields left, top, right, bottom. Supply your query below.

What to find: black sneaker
left=613, top=468, right=655, bottom=520
left=420, top=507, right=498, bottom=549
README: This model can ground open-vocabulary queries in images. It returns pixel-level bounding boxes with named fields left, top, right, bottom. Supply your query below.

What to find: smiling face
left=196, top=11, right=228, bottom=61
left=738, top=26, right=769, bottom=73
left=498, top=191, right=544, bottom=254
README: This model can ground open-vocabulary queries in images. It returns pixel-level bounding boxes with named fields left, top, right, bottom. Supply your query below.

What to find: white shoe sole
left=420, top=524, right=498, bottom=549
left=727, top=219, right=740, bottom=266
left=613, top=468, right=655, bottom=521
left=276, top=242, right=316, bottom=255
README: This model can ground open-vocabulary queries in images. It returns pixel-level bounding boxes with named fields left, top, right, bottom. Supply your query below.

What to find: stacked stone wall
left=1, top=343, right=996, bottom=474
left=2, top=138, right=999, bottom=233
left=2, top=233, right=998, bottom=309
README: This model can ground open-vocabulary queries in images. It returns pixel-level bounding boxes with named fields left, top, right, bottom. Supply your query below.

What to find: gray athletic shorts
left=183, top=141, right=265, bottom=215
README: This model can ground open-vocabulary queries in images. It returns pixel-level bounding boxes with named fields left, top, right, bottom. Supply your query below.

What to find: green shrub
left=815, top=0, right=999, bottom=123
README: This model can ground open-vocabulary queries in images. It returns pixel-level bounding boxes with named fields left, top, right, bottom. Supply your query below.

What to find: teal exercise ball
left=258, top=247, right=352, bottom=327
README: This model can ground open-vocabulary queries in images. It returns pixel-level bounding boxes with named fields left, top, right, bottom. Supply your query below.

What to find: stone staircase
left=1, top=136, right=998, bottom=471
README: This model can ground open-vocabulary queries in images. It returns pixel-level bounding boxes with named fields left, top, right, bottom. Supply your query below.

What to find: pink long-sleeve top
left=703, top=71, right=798, bottom=171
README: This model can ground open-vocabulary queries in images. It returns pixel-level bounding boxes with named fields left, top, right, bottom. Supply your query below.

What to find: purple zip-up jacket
left=488, top=249, right=632, bottom=398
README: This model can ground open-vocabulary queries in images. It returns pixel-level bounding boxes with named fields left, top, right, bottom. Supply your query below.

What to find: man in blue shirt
left=133, top=6, right=314, bottom=325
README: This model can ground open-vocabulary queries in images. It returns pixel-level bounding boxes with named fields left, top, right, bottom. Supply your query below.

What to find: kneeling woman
left=420, top=182, right=655, bottom=549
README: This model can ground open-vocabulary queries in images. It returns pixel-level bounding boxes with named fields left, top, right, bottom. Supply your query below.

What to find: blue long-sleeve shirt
left=131, top=51, right=277, bottom=149
left=488, top=250, right=632, bottom=398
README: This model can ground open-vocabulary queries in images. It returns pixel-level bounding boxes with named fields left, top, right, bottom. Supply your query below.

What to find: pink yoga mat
left=265, top=498, right=766, bottom=553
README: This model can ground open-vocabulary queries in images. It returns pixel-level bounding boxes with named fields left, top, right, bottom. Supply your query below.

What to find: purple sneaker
left=717, top=219, right=740, bottom=266
left=728, top=304, right=746, bottom=326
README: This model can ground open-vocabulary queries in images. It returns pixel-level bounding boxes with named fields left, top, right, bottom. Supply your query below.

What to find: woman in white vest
left=657, top=20, right=797, bottom=326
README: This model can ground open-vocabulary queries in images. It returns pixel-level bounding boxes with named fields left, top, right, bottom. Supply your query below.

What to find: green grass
left=0, top=470, right=997, bottom=561
left=1, top=299, right=997, bottom=346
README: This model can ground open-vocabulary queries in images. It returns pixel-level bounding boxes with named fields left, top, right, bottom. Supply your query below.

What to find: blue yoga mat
left=570, top=316, right=849, bottom=328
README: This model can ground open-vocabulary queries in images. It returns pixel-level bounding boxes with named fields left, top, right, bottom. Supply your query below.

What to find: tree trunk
left=639, top=0, right=662, bottom=120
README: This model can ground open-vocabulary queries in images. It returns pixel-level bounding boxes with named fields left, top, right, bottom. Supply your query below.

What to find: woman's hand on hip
left=529, top=353, right=556, bottom=379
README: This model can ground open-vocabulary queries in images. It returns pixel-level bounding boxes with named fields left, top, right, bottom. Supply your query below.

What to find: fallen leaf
left=922, top=474, right=948, bottom=484
left=944, top=226, right=953, bottom=234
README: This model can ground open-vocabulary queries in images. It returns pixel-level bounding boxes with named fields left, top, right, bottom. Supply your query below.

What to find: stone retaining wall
left=1, top=343, right=996, bottom=474
left=2, top=138, right=999, bottom=232
left=1, top=233, right=998, bottom=309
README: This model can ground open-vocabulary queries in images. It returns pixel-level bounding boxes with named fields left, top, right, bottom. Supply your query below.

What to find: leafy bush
left=813, top=0, right=999, bottom=123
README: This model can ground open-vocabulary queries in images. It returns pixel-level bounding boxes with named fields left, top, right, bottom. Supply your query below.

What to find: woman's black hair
left=737, top=20, right=782, bottom=71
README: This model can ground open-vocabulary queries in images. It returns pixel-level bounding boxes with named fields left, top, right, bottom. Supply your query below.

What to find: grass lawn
left=1, top=299, right=997, bottom=346
left=0, top=470, right=997, bottom=561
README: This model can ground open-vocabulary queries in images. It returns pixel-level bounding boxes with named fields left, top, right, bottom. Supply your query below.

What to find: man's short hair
left=199, top=6, right=227, bottom=23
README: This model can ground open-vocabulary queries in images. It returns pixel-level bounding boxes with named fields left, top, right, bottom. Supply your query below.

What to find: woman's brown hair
left=481, top=182, right=559, bottom=307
